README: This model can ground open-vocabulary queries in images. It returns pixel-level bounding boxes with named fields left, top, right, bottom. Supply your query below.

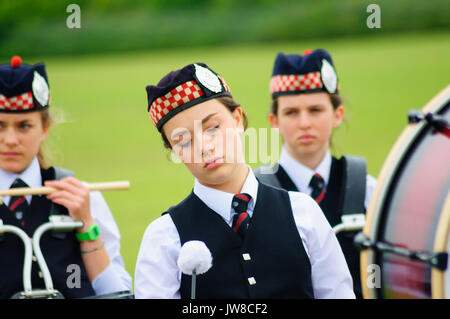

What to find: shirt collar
left=193, top=166, right=258, bottom=224
left=278, top=146, right=331, bottom=194
left=0, top=157, right=42, bottom=205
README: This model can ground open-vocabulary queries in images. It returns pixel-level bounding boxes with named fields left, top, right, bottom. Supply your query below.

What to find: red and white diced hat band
left=146, top=63, right=231, bottom=131
left=270, top=49, right=339, bottom=97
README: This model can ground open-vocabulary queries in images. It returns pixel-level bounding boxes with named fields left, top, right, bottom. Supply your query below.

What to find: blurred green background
left=1, top=0, right=449, bottom=289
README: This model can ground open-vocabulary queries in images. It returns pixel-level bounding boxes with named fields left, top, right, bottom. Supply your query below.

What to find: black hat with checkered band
left=270, top=49, right=339, bottom=98
left=0, top=56, right=50, bottom=112
left=146, top=63, right=232, bottom=131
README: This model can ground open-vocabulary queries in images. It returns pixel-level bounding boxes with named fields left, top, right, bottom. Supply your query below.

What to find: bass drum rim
left=361, top=85, right=450, bottom=299
left=431, top=193, right=450, bottom=299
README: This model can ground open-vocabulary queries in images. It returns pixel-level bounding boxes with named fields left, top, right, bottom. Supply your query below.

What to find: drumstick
left=0, top=181, right=130, bottom=205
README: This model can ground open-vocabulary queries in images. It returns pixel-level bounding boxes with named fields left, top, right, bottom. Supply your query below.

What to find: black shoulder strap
left=340, top=155, right=367, bottom=215
left=254, top=164, right=282, bottom=189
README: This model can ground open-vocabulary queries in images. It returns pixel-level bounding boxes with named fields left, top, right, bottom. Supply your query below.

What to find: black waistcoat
left=168, top=182, right=314, bottom=299
left=0, top=167, right=94, bottom=299
left=274, top=157, right=363, bottom=298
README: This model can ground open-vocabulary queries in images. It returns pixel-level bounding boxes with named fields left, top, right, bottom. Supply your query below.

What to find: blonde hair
left=37, top=107, right=65, bottom=169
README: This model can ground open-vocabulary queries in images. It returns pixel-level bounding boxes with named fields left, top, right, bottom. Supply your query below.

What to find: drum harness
left=254, top=155, right=368, bottom=235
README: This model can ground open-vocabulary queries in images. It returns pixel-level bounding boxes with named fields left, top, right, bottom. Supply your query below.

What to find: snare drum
left=360, top=85, right=450, bottom=299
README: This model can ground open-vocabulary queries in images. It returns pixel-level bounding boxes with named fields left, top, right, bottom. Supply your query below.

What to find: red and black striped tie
left=8, top=178, right=29, bottom=226
left=309, top=173, right=326, bottom=204
left=231, top=193, right=252, bottom=239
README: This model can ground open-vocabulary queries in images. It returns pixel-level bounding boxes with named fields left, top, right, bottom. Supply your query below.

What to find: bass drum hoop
left=431, top=194, right=450, bottom=298
left=361, top=85, right=450, bottom=299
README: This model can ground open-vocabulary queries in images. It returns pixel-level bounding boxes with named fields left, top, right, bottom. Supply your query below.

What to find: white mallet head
left=177, top=240, right=213, bottom=275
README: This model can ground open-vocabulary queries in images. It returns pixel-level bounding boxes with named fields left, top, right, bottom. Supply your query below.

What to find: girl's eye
left=19, top=123, right=31, bottom=129
left=179, top=139, right=191, bottom=148
left=205, top=124, right=220, bottom=134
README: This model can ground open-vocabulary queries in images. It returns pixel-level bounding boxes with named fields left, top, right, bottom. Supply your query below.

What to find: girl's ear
left=332, top=105, right=344, bottom=128
left=232, top=107, right=244, bottom=133
left=268, top=112, right=279, bottom=129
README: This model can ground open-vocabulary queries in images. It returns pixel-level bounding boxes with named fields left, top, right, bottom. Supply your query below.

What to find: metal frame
left=0, top=215, right=82, bottom=299
left=333, top=213, right=366, bottom=235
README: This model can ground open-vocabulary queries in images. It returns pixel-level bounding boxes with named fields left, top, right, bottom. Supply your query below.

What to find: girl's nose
left=202, top=137, right=215, bottom=158
left=202, top=129, right=223, bottom=159
left=298, top=112, right=312, bottom=129
left=3, top=128, right=19, bottom=146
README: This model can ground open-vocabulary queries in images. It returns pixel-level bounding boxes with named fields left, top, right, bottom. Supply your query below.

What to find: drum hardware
left=10, top=289, right=64, bottom=299
left=408, top=110, right=450, bottom=138
left=83, top=290, right=134, bottom=299
left=0, top=219, right=34, bottom=296
left=355, top=232, right=448, bottom=271
left=2, top=215, right=134, bottom=299
left=0, top=215, right=81, bottom=299
left=333, top=213, right=366, bottom=235
left=33, top=216, right=84, bottom=293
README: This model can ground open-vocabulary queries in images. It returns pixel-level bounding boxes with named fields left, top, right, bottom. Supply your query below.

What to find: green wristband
left=76, top=223, right=101, bottom=242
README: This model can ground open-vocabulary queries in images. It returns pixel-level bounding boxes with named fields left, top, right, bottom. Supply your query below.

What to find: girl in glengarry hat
left=0, top=57, right=131, bottom=298
left=135, top=62, right=355, bottom=299
left=255, top=49, right=377, bottom=298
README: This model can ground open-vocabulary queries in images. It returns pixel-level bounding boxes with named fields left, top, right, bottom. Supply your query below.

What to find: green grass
left=27, top=31, right=450, bottom=284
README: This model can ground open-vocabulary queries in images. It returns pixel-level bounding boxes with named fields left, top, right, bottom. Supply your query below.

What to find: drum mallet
left=0, top=181, right=130, bottom=205
left=177, top=240, right=213, bottom=299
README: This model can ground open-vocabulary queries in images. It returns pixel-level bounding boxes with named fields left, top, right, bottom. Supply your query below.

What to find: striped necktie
left=309, top=173, right=326, bottom=204
left=8, top=178, right=29, bottom=226
left=231, top=193, right=252, bottom=239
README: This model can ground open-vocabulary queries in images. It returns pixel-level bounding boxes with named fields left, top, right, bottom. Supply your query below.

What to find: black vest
left=167, top=182, right=314, bottom=299
left=274, top=157, right=363, bottom=298
left=0, top=167, right=94, bottom=299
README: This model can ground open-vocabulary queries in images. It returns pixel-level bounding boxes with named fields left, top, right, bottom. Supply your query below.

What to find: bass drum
left=360, top=85, right=450, bottom=299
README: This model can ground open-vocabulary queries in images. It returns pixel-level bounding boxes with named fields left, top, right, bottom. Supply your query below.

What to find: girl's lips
left=204, top=157, right=224, bottom=169
left=1, top=152, right=21, bottom=157
left=298, top=135, right=315, bottom=144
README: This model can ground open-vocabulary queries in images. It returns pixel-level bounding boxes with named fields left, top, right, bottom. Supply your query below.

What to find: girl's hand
left=45, top=177, right=94, bottom=232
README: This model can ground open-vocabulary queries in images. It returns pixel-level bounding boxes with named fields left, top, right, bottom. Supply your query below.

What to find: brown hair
left=160, top=96, right=248, bottom=149
left=270, top=93, right=342, bottom=115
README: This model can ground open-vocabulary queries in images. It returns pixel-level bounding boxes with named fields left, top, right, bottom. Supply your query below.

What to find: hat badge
left=32, top=71, right=49, bottom=106
left=320, top=59, right=337, bottom=94
left=194, top=63, right=223, bottom=93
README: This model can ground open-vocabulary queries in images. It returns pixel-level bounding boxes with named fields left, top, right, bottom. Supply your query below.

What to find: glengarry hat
left=270, top=49, right=339, bottom=98
left=146, top=63, right=231, bottom=131
left=0, top=56, right=50, bottom=112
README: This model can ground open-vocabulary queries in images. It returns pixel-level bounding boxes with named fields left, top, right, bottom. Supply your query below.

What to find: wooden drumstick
left=0, top=181, right=130, bottom=205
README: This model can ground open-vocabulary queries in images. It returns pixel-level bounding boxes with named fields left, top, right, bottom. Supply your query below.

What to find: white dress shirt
left=0, top=157, right=132, bottom=296
left=278, top=147, right=377, bottom=210
left=135, top=168, right=355, bottom=299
